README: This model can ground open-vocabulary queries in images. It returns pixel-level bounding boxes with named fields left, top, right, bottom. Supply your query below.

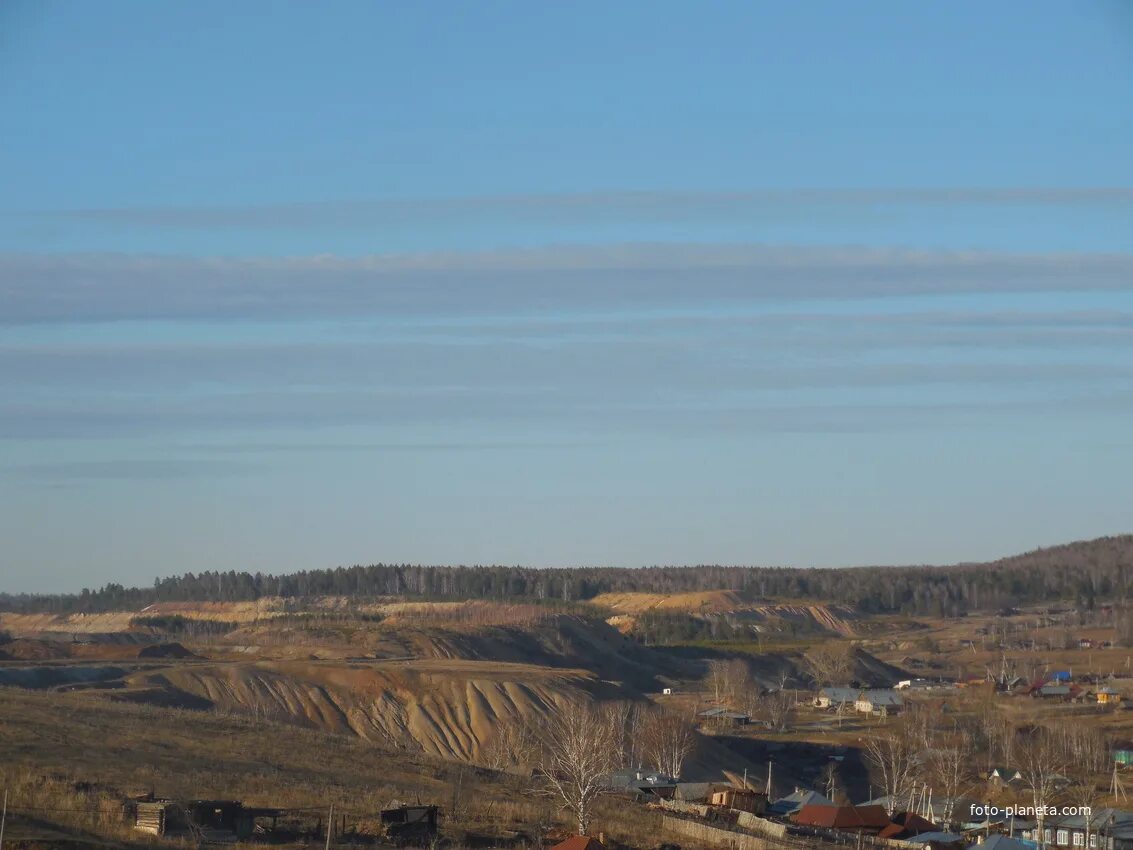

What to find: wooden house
left=710, top=788, right=767, bottom=815
left=792, top=804, right=892, bottom=835
left=1099, top=688, right=1122, bottom=705
left=697, top=707, right=750, bottom=726
left=815, top=687, right=858, bottom=710
left=855, top=690, right=904, bottom=716
left=987, top=767, right=1022, bottom=788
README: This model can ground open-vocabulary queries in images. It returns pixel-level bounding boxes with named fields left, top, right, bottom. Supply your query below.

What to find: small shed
left=380, top=804, right=439, bottom=843
left=134, top=799, right=255, bottom=840
left=710, top=788, right=767, bottom=815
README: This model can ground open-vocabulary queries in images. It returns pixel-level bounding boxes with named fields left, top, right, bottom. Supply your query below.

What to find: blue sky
left=2, top=1, right=1133, bottom=592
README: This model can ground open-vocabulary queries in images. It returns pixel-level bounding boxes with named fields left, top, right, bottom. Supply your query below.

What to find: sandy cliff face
left=118, top=658, right=616, bottom=761
left=590, top=591, right=858, bottom=635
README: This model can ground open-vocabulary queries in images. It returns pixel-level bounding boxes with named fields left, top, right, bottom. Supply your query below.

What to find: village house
left=814, top=687, right=858, bottom=710
left=697, top=706, right=750, bottom=726
left=905, top=830, right=965, bottom=848
left=878, top=811, right=938, bottom=840
left=1028, top=680, right=1081, bottom=700
left=865, top=794, right=982, bottom=826
left=792, top=803, right=893, bottom=835
left=987, top=767, right=1023, bottom=788
left=1099, top=687, right=1122, bottom=705
left=855, top=689, right=904, bottom=716
left=896, top=678, right=958, bottom=693
left=602, top=769, right=677, bottom=799
left=974, top=835, right=1033, bottom=850
left=709, top=787, right=767, bottom=815
left=673, top=782, right=716, bottom=803
left=767, top=788, right=834, bottom=817
left=1021, top=808, right=1133, bottom=850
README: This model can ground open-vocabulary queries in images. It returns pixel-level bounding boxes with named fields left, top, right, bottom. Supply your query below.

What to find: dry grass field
left=8, top=592, right=1133, bottom=848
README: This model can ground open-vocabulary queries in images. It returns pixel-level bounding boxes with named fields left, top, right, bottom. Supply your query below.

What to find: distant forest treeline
left=3, top=535, right=1133, bottom=617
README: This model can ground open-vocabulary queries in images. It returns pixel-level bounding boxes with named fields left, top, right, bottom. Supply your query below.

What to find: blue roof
left=907, top=832, right=963, bottom=844
left=970, top=835, right=1034, bottom=850
left=768, top=789, right=834, bottom=815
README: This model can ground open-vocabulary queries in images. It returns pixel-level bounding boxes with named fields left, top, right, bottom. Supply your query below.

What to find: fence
left=735, top=812, right=790, bottom=839
left=663, top=812, right=922, bottom=850
left=660, top=799, right=712, bottom=819
left=661, top=815, right=803, bottom=850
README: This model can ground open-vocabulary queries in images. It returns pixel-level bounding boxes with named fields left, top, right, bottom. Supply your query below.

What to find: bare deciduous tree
left=805, top=642, right=853, bottom=686
left=820, top=760, right=839, bottom=801
left=532, top=704, right=618, bottom=835
left=483, top=715, right=537, bottom=773
left=928, top=728, right=974, bottom=825
left=599, top=701, right=635, bottom=769
left=1016, top=726, right=1068, bottom=841
left=755, top=690, right=795, bottom=733
left=899, top=702, right=936, bottom=753
left=863, top=732, right=918, bottom=815
left=706, top=660, right=730, bottom=704
left=640, top=707, right=696, bottom=780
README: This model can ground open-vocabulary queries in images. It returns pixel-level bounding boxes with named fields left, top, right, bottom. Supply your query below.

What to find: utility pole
left=325, top=803, right=334, bottom=850
left=766, top=760, right=773, bottom=800
left=1, top=788, right=7, bottom=850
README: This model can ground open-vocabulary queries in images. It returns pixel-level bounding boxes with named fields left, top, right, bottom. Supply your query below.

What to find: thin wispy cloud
left=5, top=459, right=261, bottom=482
left=4, top=244, right=1133, bottom=324
left=24, top=187, right=1133, bottom=230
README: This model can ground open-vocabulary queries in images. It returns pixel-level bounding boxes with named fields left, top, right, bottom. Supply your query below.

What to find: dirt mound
left=2, top=637, right=76, bottom=660
left=138, top=599, right=287, bottom=623
left=591, top=590, right=747, bottom=614
left=121, top=658, right=626, bottom=761
left=227, top=613, right=690, bottom=690
left=746, top=604, right=858, bottom=636
left=0, top=611, right=139, bottom=635
left=592, top=593, right=858, bottom=636
left=137, top=642, right=201, bottom=659
left=850, top=647, right=910, bottom=686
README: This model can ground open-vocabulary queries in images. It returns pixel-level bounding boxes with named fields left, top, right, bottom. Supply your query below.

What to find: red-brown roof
left=549, top=837, right=607, bottom=850
left=879, top=812, right=938, bottom=838
left=793, top=804, right=892, bottom=831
